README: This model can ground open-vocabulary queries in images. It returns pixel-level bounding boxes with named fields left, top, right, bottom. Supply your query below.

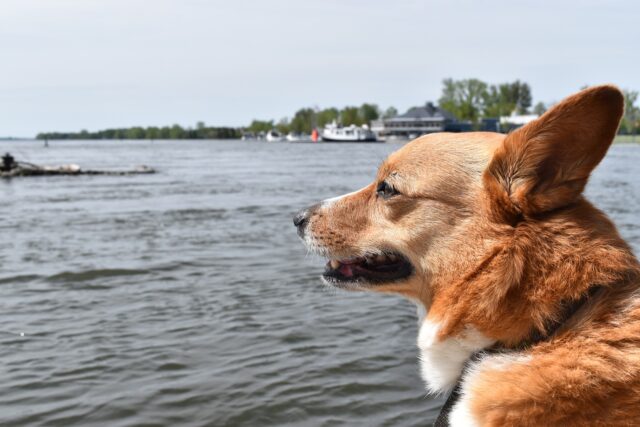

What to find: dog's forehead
left=381, top=132, right=503, bottom=179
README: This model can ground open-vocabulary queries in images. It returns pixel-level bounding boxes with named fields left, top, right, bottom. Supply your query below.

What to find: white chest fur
left=417, top=319, right=494, bottom=395
left=448, top=352, right=533, bottom=426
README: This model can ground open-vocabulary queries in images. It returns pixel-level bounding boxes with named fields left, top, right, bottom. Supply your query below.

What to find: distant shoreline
left=2, top=135, right=636, bottom=144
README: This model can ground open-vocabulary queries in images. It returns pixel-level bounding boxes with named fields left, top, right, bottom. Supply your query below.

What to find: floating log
left=1, top=162, right=156, bottom=178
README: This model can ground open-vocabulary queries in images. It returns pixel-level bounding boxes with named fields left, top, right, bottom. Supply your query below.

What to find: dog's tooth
left=330, top=260, right=340, bottom=269
left=375, top=254, right=387, bottom=263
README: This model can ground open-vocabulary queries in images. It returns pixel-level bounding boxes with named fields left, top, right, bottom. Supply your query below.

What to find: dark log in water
left=1, top=163, right=155, bottom=178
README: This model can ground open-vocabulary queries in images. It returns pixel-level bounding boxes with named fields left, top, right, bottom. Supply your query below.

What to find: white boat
left=321, top=122, right=377, bottom=142
left=286, top=132, right=311, bottom=142
left=265, top=130, right=285, bottom=142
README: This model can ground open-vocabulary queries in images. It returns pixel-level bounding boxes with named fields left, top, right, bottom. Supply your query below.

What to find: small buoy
left=19, top=332, right=24, bottom=337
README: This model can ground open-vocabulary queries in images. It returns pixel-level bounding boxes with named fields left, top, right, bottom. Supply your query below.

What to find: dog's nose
left=293, top=209, right=309, bottom=228
left=294, top=205, right=320, bottom=238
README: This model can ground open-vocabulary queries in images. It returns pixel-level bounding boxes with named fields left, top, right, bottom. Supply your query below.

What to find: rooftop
left=388, top=102, right=456, bottom=122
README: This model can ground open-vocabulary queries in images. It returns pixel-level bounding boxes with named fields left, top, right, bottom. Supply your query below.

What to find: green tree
left=146, top=127, right=160, bottom=139
left=483, top=80, right=533, bottom=117
left=290, top=108, right=315, bottom=133
left=169, top=124, right=185, bottom=139
left=340, top=106, right=363, bottom=126
left=484, top=84, right=516, bottom=117
left=622, top=89, right=639, bottom=137
left=126, top=127, right=145, bottom=139
left=159, top=127, right=171, bottom=139
left=515, top=81, right=532, bottom=114
left=316, top=108, right=339, bottom=127
left=439, top=78, right=488, bottom=123
left=196, top=121, right=206, bottom=138
left=248, top=120, right=274, bottom=134
left=382, top=106, right=398, bottom=119
left=276, top=118, right=291, bottom=134
left=533, top=102, right=547, bottom=116
left=359, top=103, right=379, bottom=125
left=483, top=86, right=508, bottom=118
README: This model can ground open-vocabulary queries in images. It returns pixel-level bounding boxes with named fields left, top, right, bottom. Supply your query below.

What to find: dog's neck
left=418, top=283, right=607, bottom=394
left=418, top=285, right=605, bottom=427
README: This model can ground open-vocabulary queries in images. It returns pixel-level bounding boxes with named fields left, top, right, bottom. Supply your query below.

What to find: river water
left=1, top=139, right=639, bottom=427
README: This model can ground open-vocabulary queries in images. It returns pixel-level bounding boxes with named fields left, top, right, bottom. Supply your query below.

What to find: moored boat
left=265, top=130, right=285, bottom=142
left=320, top=122, right=377, bottom=142
left=286, top=132, right=311, bottom=142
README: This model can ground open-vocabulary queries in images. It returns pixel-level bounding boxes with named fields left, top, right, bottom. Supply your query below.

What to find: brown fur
left=301, top=85, right=640, bottom=425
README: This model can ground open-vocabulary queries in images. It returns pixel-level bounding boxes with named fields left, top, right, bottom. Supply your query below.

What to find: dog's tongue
left=339, top=264, right=354, bottom=277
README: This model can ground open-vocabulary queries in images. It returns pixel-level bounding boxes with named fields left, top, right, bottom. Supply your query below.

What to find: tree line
left=248, top=79, right=539, bottom=135
left=36, top=104, right=396, bottom=140
left=36, top=122, right=240, bottom=140
left=438, top=78, right=536, bottom=123
left=438, top=78, right=639, bottom=135
left=36, top=78, right=640, bottom=140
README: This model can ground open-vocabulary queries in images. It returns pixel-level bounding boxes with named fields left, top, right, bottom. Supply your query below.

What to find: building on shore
left=371, top=102, right=456, bottom=139
left=372, top=103, right=538, bottom=140
left=499, top=111, right=539, bottom=131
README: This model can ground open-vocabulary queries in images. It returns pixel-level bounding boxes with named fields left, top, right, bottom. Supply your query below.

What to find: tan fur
left=301, top=85, right=640, bottom=425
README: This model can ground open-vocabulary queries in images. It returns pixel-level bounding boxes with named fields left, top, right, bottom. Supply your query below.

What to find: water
left=1, top=139, right=639, bottom=427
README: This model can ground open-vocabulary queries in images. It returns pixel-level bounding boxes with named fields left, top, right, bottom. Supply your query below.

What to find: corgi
left=294, top=85, right=640, bottom=426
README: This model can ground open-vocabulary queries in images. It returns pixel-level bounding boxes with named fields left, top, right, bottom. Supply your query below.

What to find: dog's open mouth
left=322, top=252, right=413, bottom=286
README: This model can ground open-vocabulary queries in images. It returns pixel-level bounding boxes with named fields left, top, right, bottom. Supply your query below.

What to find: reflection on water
left=1, top=140, right=639, bottom=426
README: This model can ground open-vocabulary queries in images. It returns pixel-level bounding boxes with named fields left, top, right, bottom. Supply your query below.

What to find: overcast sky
left=1, top=0, right=639, bottom=137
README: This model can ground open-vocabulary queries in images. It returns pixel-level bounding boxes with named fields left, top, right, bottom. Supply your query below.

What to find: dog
left=294, top=85, right=640, bottom=426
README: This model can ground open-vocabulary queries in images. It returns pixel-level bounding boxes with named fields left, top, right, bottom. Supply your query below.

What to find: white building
left=499, top=111, right=539, bottom=127
left=371, top=103, right=457, bottom=139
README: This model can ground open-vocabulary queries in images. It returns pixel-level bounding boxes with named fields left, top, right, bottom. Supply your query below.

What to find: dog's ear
left=484, top=85, right=624, bottom=221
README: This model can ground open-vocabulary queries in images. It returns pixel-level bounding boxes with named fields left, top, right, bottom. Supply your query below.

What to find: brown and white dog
left=294, top=85, right=640, bottom=426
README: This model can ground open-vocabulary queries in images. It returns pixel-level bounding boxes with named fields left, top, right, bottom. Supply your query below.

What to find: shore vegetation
left=36, top=80, right=639, bottom=140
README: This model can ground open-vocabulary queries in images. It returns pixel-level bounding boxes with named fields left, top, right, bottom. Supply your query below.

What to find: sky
left=1, top=0, right=639, bottom=137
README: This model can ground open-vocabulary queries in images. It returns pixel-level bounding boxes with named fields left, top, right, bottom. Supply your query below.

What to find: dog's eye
left=376, top=181, right=398, bottom=199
